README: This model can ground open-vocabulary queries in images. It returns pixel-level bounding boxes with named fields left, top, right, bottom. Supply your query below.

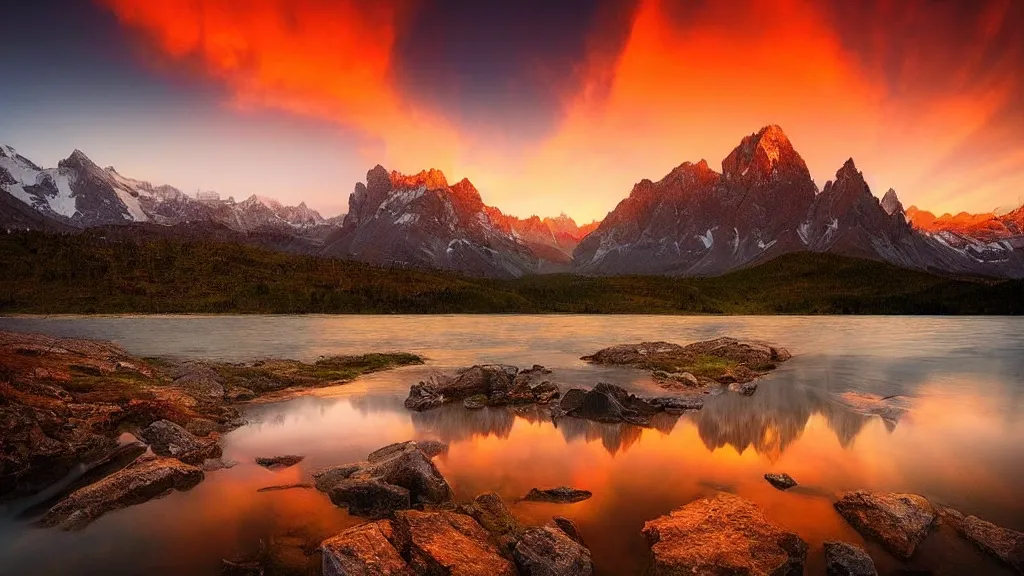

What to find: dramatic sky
left=2, top=0, right=1022, bottom=221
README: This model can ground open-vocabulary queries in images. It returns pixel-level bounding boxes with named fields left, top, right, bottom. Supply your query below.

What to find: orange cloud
left=100, top=0, right=464, bottom=174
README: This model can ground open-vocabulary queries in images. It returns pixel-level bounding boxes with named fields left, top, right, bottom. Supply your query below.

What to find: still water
left=0, top=315, right=1022, bottom=575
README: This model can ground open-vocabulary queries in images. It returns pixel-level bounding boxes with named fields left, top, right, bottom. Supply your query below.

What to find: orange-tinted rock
left=642, top=493, right=807, bottom=575
left=396, top=509, right=517, bottom=576
left=321, top=520, right=412, bottom=576
left=834, top=490, right=936, bottom=559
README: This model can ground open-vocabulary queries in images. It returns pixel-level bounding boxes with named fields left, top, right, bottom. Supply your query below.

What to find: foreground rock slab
left=523, top=487, right=593, bottom=504
left=399, top=509, right=517, bottom=576
left=322, top=520, right=412, bottom=576
left=38, top=456, right=203, bottom=530
left=834, top=490, right=936, bottom=559
left=329, top=478, right=411, bottom=518
left=641, top=493, right=807, bottom=576
left=824, top=541, right=878, bottom=576
left=938, top=505, right=1024, bottom=573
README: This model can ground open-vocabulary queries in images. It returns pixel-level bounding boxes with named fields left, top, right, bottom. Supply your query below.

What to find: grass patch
left=210, top=353, right=424, bottom=394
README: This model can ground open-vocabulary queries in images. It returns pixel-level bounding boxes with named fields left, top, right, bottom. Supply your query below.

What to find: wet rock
left=464, top=394, right=489, bottom=410
left=648, top=396, right=704, bottom=414
left=185, top=417, right=219, bottom=437
left=824, top=541, right=878, bottom=576
left=313, top=463, right=367, bottom=492
left=765, top=473, right=798, bottom=490
left=38, top=456, right=204, bottom=530
left=396, top=509, right=517, bottom=576
left=532, top=381, right=560, bottom=404
left=523, top=487, right=593, bottom=504
left=404, top=381, right=446, bottom=411
left=202, top=458, right=237, bottom=472
left=138, top=419, right=222, bottom=465
left=329, top=478, right=411, bottom=518
left=406, top=365, right=518, bottom=411
left=257, top=483, right=314, bottom=493
left=225, top=387, right=256, bottom=402
left=367, top=439, right=448, bottom=461
left=937, top=505, right=1024, bottom=573
left=461, top=492, right=524, bottom=552
left=834, top=490, right=936, bottom=559
left=642, top=493, right=807, bottom=576
left=353, top=444, right=452, bottom=505
left=255, top=455, right=305, bottom=470
left=558, top=389, right=587, bottom=413
left=551, top=516, right=585, bottom=546
left=321, top=520, right=412, bottom=576
left=513, top=525, right=593, bottom=576
left=560, top=383, right=659, bottom=426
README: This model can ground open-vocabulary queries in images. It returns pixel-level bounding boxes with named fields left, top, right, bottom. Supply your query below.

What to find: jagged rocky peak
left=390, top=168, right=448, bottom=191
left=881, top=188, right=904, bottom=216
left=721, top=124, right=809, bottom=182
left=450, top=177, right=483, bottom=205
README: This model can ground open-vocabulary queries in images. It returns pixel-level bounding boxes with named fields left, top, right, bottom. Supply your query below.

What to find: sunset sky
left=2, top=0, right=1022, bottom=222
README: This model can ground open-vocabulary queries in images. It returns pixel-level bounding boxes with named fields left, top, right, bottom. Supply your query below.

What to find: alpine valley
left=3, top=126, right=1022, bottom=279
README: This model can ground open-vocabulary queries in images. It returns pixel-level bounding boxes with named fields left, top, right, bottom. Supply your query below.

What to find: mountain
left=574, top=125, right=1024, bottom=278
left=0, top=145, right=329, bottom=234
left=906, top=205, right=1023, bottom=243
left=323, top=166, right=594, bottom=277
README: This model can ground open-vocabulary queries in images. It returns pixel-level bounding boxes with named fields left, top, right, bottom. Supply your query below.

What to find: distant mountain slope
left=574, top=125, right=1024, bottom=278
left=0, top=145, right=330, bottom=234
left=2, top=230, right=1020, bottom=315
left=323, top=165, right=597, bottom=277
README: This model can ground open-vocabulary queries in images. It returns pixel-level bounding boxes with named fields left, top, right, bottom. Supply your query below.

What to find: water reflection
left=0, top=316, right=1022, bottom=575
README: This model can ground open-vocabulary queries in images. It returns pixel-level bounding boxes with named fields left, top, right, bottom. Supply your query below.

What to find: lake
left=1, top=315, right=1022, bottom=575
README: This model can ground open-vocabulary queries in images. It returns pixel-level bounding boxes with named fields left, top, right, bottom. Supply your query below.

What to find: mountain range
left=3, top=127, right=1023, bottom=279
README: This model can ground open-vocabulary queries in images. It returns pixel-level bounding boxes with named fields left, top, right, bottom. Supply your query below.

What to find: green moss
left=208, top=353, right=423, bottom=394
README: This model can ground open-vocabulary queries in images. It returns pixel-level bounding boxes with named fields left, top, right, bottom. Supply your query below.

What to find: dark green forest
left=1, top=231, right=1021, bottom=315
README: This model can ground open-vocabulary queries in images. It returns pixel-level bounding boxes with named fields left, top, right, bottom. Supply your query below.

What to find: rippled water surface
left=1, top=315, right=1022, bottom=575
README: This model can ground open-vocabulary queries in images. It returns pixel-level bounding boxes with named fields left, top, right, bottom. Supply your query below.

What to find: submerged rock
left=513, top=525, right=593, bottom=576
left=642, top=493, right=807, bottom=576
left=256, top=483, right=313, bottom=493
left=824, top=541, right=878, bottom=576
left=523, top=487, right=593, bottom=504
left=765, top=473, right=798, bottom=491
left=647, top=396, right=704, bottom=413
left=255, top=455, right=305, bottom=470
left=137, top=419, right=222, bottom=465
left=938, top=505, right=1024, bottom=573
left=329, top=478, right=411, bottom=518
left=834, top=490, right=936, bottom=559
left=321, top=520, right=412, bottom=576
left=38, top=456, right=204, bottom=530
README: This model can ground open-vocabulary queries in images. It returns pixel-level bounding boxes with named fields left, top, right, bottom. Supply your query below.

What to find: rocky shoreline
left=4, top=329, right=1022, bottom=575
left=0, top=330, right=422, bottom=508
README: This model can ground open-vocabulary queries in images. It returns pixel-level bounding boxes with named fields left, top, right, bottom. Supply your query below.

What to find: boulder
left=834, top=490, right=936, bottom=559
left=730, top=381, right=758, bottom=396
left=558, top=389, right=587, bottom=413
left=406, top=365, right=519, bottom=411
left=560, top=383, right=660, bottom=426
left=551, top=516, right=585, bottom=546
left=765, top=473, right=798, bottom=491
left=513, top=525, right=593, bottom=576
left=329, top=478, right=412, bottom=518
left=464, top=394, right=489, bottom=410
left=938, top=505, right=1024, bottom=573
left=532, top=382, right=560, bottom=404
left=641, top=493, right=807, bottom=576
left=184, top=417, right=218, bottom=437
left=257, top=483, right=314, bottom=493
left=38, top=456, right=204, bottom=530
left=255, top=455, right=305, bottom=470
left=352, top=444, right=453, bottom=504
left=367, top=440, right=448, bottom=462
left=523, top=487, right=592, bottom=504
left=461, top=492, right=524, bottom=552
left=137, top=419, right=222, bottom=465
left=404, top=382, right=446, bottom=411
left=321, top=520, right=412, bottom=576
left=395, top=509, right=517, bottom=576
left=823, top=541, right=878, bottom=576
left=313, top=463, right=367, bottom=492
